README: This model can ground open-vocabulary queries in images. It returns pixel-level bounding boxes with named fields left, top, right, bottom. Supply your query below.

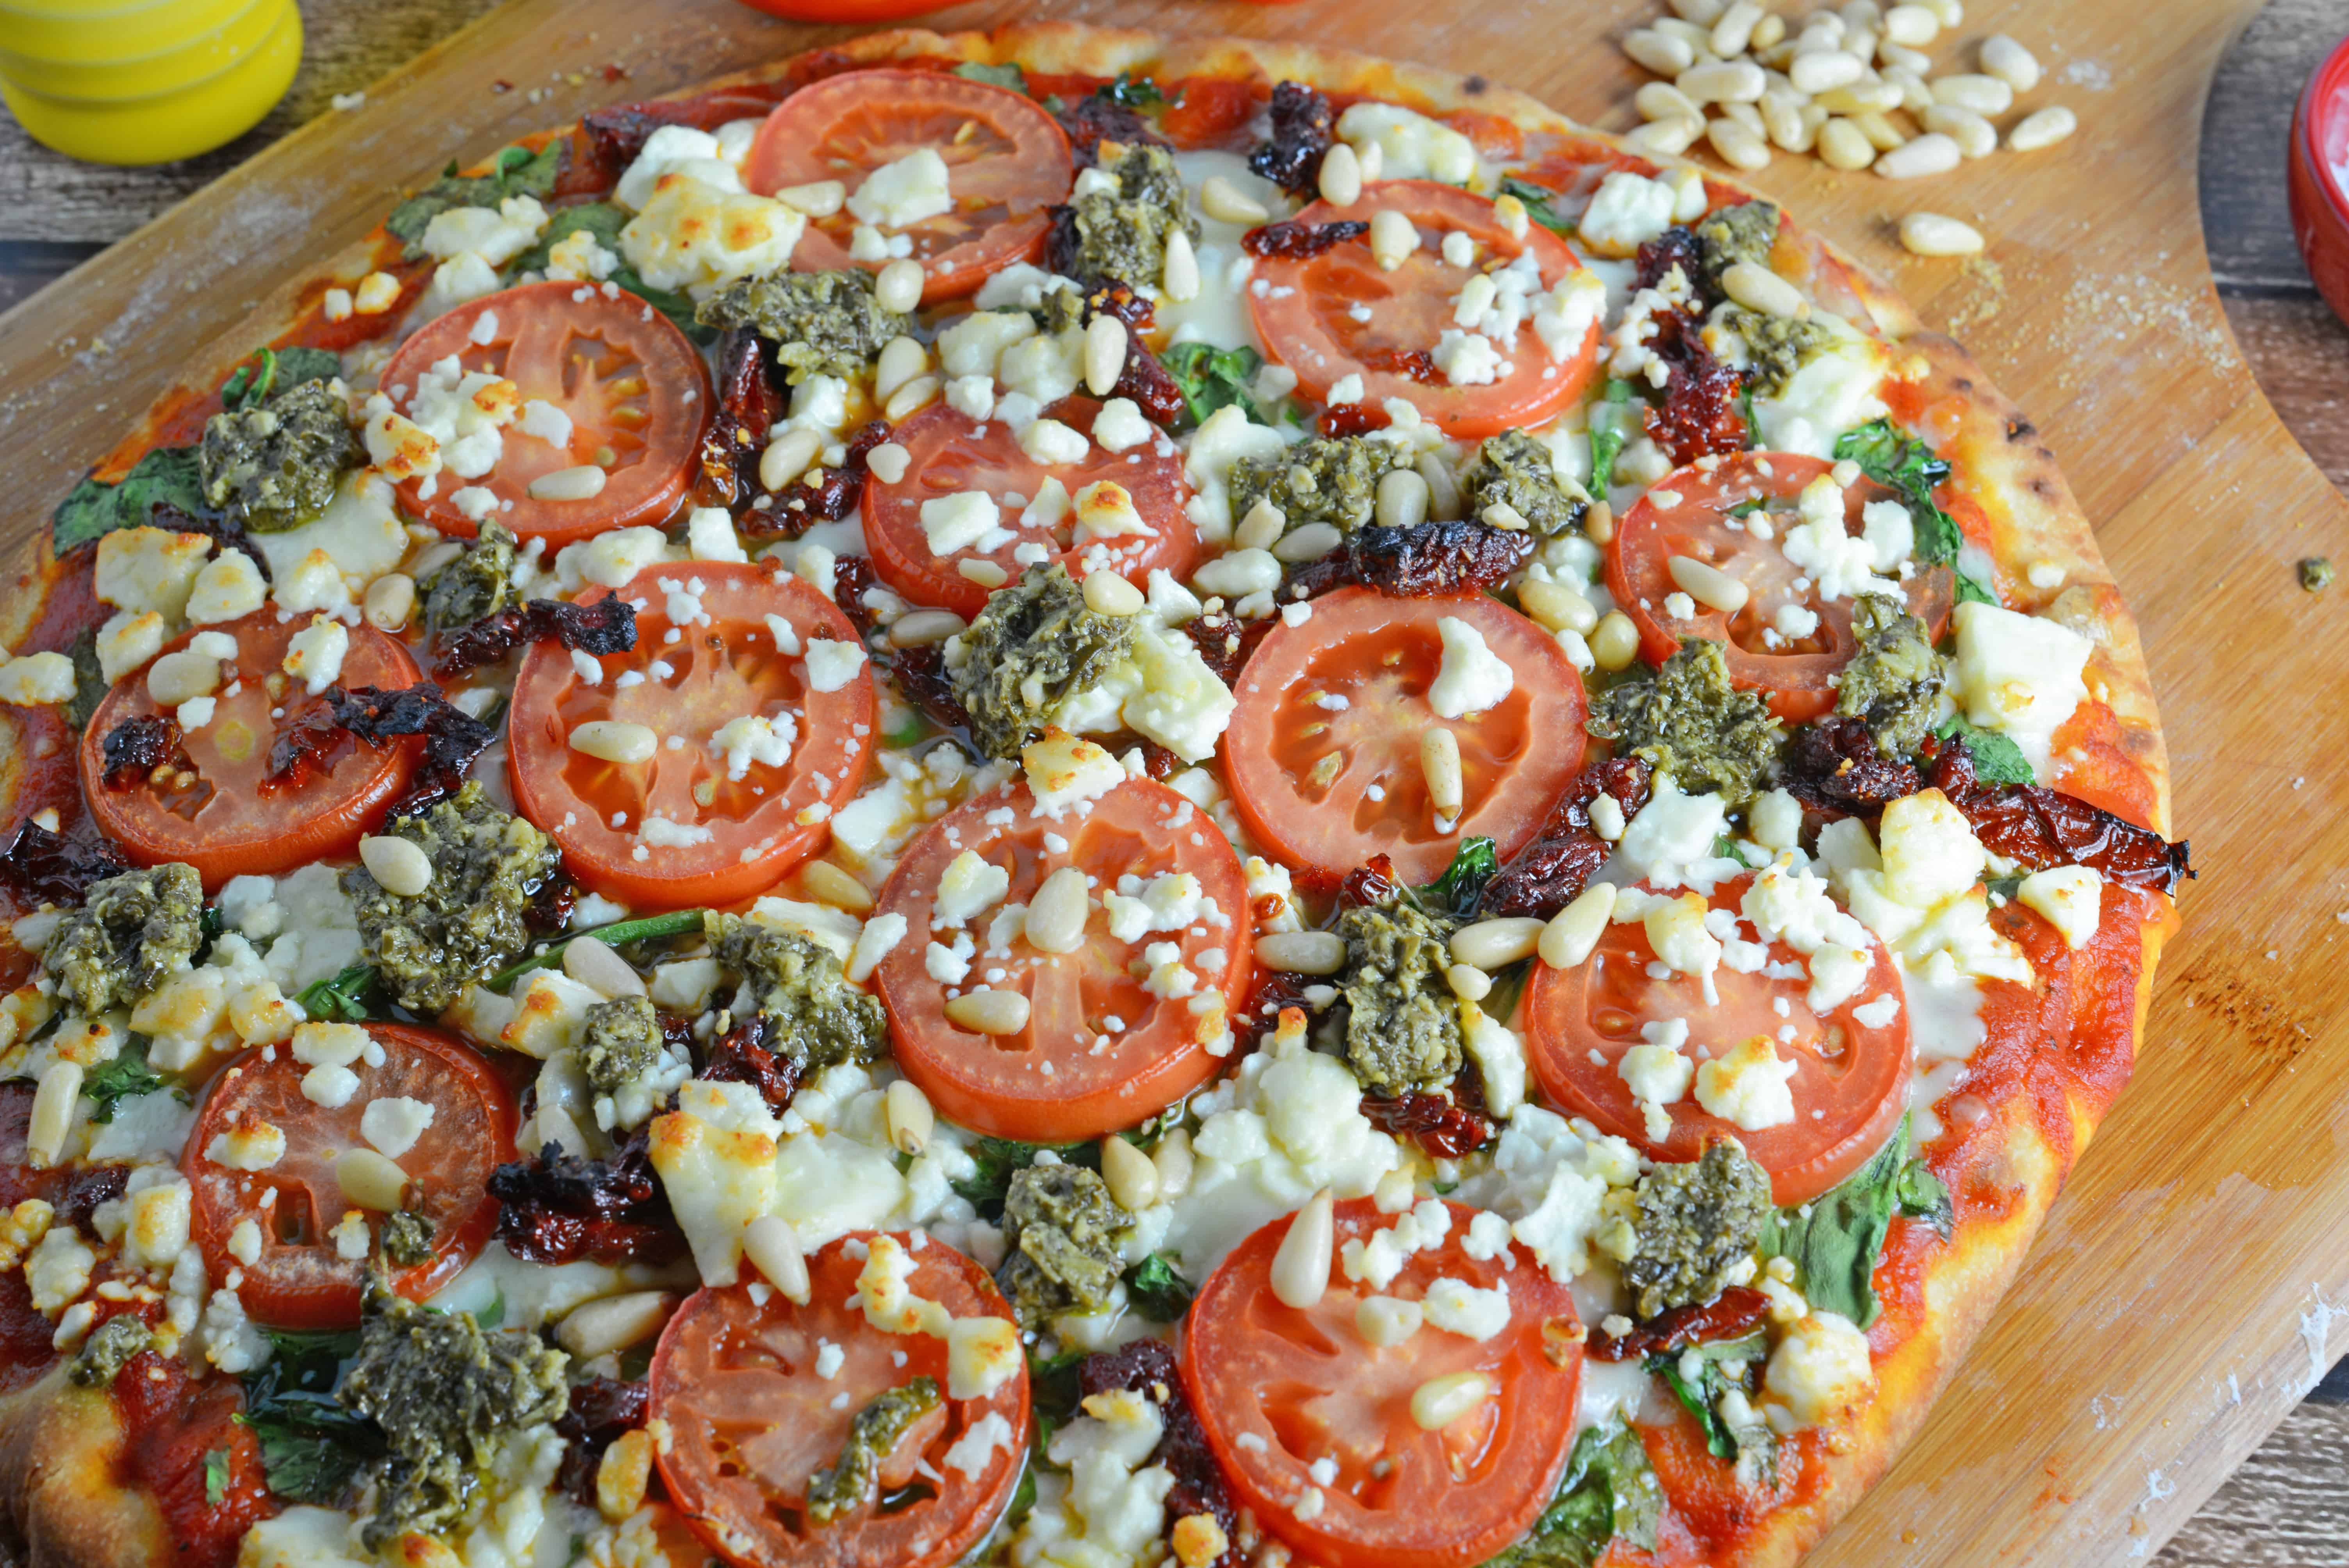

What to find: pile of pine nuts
left=1619, top=0, right=2079, bottom=257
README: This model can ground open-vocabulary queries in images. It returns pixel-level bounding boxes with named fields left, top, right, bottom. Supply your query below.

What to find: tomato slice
left=872, top=774, right=1251, bottom=1142
left=651, top=1234, right=1031, bottom=1568
left=1181, top=1196, right=1584, bottom=1568
left=380, top=280, right=710, bottom=546
left=79, top=610, right=422, bottom=892
left=1604, top=451, right=1957, bottom=723
left=862, top=396, right=1199, bottom=620
left=1224, top=588, right=1586, bottom=886
left=508, top=561, right=877, bottom=909
left=182, top=1023, right=516, bottom=1329
left=1522, top=873, right=1912, bottom=1205
left=743, top=68, right=1073, bottom=303
left=1248, top=180, right=1599, bottom=439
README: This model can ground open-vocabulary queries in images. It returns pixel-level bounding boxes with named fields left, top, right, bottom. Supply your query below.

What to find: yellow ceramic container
left=0, top=0, right=300, bottom=166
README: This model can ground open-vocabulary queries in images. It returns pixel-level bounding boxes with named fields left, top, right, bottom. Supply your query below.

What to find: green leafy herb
left=1933, top=716, right=2034, bottom=786
left=1483, top=1420, right=1662, bottom=1566
left=51, top=445, right=207, bottom=553
left=1761, top=1111, right=1949, bottom=1328
left=1096, top=72, right=1165, bottom=108
left=1122, top=1252, right=1196, bottom=1322
left=954, top=61, right=1029, bottom=93
left=486, top=908, right=707, bottom=992
left=1160, top=342, right=1271, bottom=428
left=1419, top=836, right=1499, bottom=919
left=1646, top=1331, right=1768, bottom=1459
left=1027, top=1346, right=1087, bottom=1437
left=1589, top=379, right=1637, bottom=495
left=1499, top=176, right=1572, bottom=237
left=386, top=143, right=563, bottom=252
left=203, top=1447, right=230, bottom=1507
left=1832, top=417, right=1963, bottom=566
left=236, top=1326, right=380, bottom=1505
left=63, top=625, right=105, bottom=732
left=1956, top=570, right=1998, bottom=606
left=81, top=1037, right=168, bottom=1124
left=218, top=346, right=343, bottom=411
left=949, top=1136, right=1099, bottom=1216
left=294, top=964, right=380, bottom=1023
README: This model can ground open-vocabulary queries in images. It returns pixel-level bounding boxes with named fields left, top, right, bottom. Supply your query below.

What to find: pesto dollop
left=1335, top=894, right=1462, bottom=1096
left=339, top=1285, right=570, bottom=1549
left=1062, top=142, right=1199, bottom=289
left=420, top=519, right=519, bottom=634
left=1692, top=201, right=1780, bottom=290
left=576, top=994, right=665, bottom=1096
left=345, top=782, right=561, bottom=1014
left=805, top=1376, right=943, bottom=1525
left=42, top=862, right=203, bottom=1017
left=1228, top=435, right=1406, bottom=536
left=697, top=269, right=909, bottom=385
left=380, top=1208, right=437, bottom=1268
left=1621, top=1139, right=1773, bottom=1320
left=1458, top=429, right=1585, bottom=536
left=995, top=1163, right=1128, bottom=1329
left=948, top=564, right=1135, bottom=761
left=1833, top=593, right=1943, bottom=757
left=706, top=913, right=884, bottom=1076
left=1723, top=308, right=1832, bottom=398
left=1587, top=639, right=1785, bottom=807
left=67, top=1314, right=152, bottom=1387
left=199, top=377, right=362, bottom=533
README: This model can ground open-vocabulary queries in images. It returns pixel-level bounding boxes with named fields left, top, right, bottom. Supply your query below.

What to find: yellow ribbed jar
left=0, top=0, right=301, bottom=165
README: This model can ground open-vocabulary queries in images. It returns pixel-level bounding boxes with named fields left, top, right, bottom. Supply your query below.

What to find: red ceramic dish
left=2290, top=32, right=2349, bottom=327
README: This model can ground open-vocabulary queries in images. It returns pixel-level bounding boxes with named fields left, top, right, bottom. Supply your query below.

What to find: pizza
left=0, top=19, right=2189, bottom=1568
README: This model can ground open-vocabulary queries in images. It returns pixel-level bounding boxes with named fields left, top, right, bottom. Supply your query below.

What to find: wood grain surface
left=1, top=1, right=2344, bottom=1564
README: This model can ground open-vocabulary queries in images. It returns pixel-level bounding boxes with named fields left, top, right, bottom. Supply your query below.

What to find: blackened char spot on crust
left=2006, top=416, right=2037, bottom=442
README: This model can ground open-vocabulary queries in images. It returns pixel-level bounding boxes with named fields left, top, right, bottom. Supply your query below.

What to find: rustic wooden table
left=0, top=0, right=2341, bottom=1561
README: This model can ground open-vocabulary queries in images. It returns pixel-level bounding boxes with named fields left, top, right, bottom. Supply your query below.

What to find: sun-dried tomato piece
left=830, top=554, right=885, bottom=644
left=1340, top=853, right=1400, bottom=909
left=1318, top=402, right=1392, bottom=439
left=710, top=327, right=784, bottom=502
left=1926, top=741, right=2193, bottom=894
left=1134, top=739, right=1181, bottom=779
left=1781, top=715, right=1921, bottom=817
left=1643, top=312, right=1748, bottom=464
left=486, top=1126, right=686, bottom=1266
left=555, top=1375, right=649, bottom=1506
left=1355, top=346, right=1444, bottom=386
left=433, top=596, right=639, bottom=681
left=1056, top=96, right=1169, bottom=168
left=0, top=821, right=129, bottom=909
left=526, top=875, right=578, bottom=937
left=1248, top=80, right=1337, bottom=197
left=99, top=714, right=191, bottom=791
left=1347, top=523, right=1535, bottom=597
left=48, top=1163, right=129, bottom=1231
left=1588, top=1285, right=1771, bottom=1361
left=1233, top=970, right=1319, bottom=1057
left=1080, top=1338, right=1242, bottom=1568
left=1633, top=225, right=1704, bottom=294
left=1081, top=280, right=1156, bottom=335
left=890, top=644, right=972, bottom=733
left=1478, top=756, right=1654, bottom=919
left=1179, top=613, right=1255, bottom=687
left=318, top=683, right=496, bottom=818
left=1115, top=343, right=1189, bottom=429
left=258, top=698, right=355, bottom=795
left=1362, top=1074, right=1494, bottom=1159
left=1241, top=218, right=1368, bottom=260
left=698, top=1013, right=800, bottom=1112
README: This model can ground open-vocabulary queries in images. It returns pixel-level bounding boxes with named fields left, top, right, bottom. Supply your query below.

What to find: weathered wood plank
left=2158, top=1403, right=2349, bottom=1567
left=2198, top=0, right=2336, bottom=292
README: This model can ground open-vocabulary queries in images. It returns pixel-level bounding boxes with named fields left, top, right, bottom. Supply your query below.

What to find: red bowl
left=2290, top=32, right=2349, bottom=327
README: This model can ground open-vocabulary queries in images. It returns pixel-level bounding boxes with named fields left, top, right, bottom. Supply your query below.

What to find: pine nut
left=531, top=1103, right=588, bottom=1159
left=1679, top=59, right=1766, bottom=104
left=773, top=180, right=846, bottom=216
left=1450, top=916, right=1544, bottom=970
left=557, top=1290, right=676, bottom=1359
left=1265, top=522, right=1336, bottom=565
left=146, top=650, right=221, bottom=707
left=884, top=374, right=941, bottom=422
left=336, top=1148, right=408, bottom=1212
left=1625, top=117, right=1703, bottom=158
left=364, top=573, right=415, bottom=632
left=26, top=1061, right=79, bottom=1168
left=1161, top=227, right=1201, bottom=302
left=1843, top=24, right=1880, bottom=62
left=1719, top=262, right=1802, bottom=320
left=1752, top=12, right=1786, bottom=49
left=1271, top=1189, right=1334, bottom=1309
left=1920, top=104, right=1996, bottom=158
left=742, top=1215, right=811, bottom=1303
left=1480, top=501, right=1531, bottom=533
left=1853, top=110, right=1909, bottom=151
left=1709, top=0, right=1764, bottom=59
left=529, top=465, right=608, bottom=501
left=958, top=559, right=1009, bottom=589
left=1356, top=1295, right=1424, bottom=1347
left=886, top=1079, right=934, bottom=1154
left=1446, top=962, right=1492, bottom=1001
left=1980, top=33, right=2041, bottom=92
left=1152, top=1128, right=1194, bottom=1201
left=2008, top=105, right=2077, bottom=153
left=1931, top=73, right=2012, bottom=115
left=1919, top=0, right=1962, bottom=23
left=1592, top=611, right=1640, bottom=670
left=1816, top=78, right=1901, bottom=114
left=1025, top=867, right=1091, bottom=956
left=1412, top=1371, right=1492, bottom=1431
left=1879, top=41, right=1931, bottom=74
left=1668, top=0, right=1724, bottom=25
left=1370, top=209, right=1418, bottom=271
left=945, top=988, right=1030, bottom=1035
left=1200, top=175, right=1269, bottom=225
left=760, top=428, right=823, bottom=492
left=1100, top=1135, right=1160, bottom=1212
left=1233, top=497, right=1286, bottom=552
left=1883, top=66, right=1935, bottom=113
left=1669, top=554, right=1753, bottom=614
left=1317, top=141, right=1364, bottom=207
left=875, top=336, right=929, bottom=402
left=1083, top=571, right=1144, bottom=617
left=1584, top=500, right=1615, bottom=544
left=1877, top=132, right=1960, bottom=178
left=1539, top=882, right=1618, bottom=969
left=891, top=609, right=967, bottom=647
left=1788, top=50, right=1866, bottom=94
left=358, top=834, right=433, bottom=898
left=1881, top=3, right=1937, bottom=46
left=1760, top=90, right=1810, bottom=151
left=1084, top=315, right=1128, bottom=398
left=1818, top=116, right=1877, bottom=169
left=1637, top=82, right=1705, bottom=125
left=570, top=720, right=657, bottom=764
left=1624, top=27, right=1697, bottom=76
left=1519, top=579, right=1597, bottom=636
left=564, top=934, right=646, bottom=999
left=1707, top=117, right=1772, bottom=171
left=1255, top=930, right=1347, bottom=975
left=1415, top=728, right=1463, bottom=819
left=1356, top=470, right=1428, bottom=537
left=1898, top=211, right=1985, bottom=257
left=784, top=862, right=871, bottom=919
left=1720, top=101, right=1765, bottom=138
left=872, top=257, right=925, bottom=315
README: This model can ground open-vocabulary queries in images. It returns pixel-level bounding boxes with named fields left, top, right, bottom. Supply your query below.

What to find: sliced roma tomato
left=381, top=280, right=710, bottom=546
left=872, top=774, right=1251, bottom=1142
left=182, top=1023, right=516, bottom=1329
left=508, top=561, right=877, bottom=909
left=651, top=1234, right=1031, bottom=1568
left=1182, top=1196, right=1584, bottom=1568
left=1605, top=451, right=1957, bottom=723
left=732, top=0, right=946, bottom=16
left=1521, top=873, right=1912, bottom=1206
left=79, top=610, right=422, bottom=892
left=743, top=68, right=1073, bottom=302
left=863, top=396, right=1198, bottom=620
left=1248, top=180, right=1599, bottom=439
left=1224, top=588, right=1585, bottom=886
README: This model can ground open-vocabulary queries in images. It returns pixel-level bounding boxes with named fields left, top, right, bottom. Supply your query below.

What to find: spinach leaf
left=1932, top=716, right=2034, bottom=786
left=1482, top=1420, right=1662, bottom=1566
left=1832, top=417, right=1962, bottom=566
left=237, top=1326, right=381, bottom=1504
left=949, top=1137, right=1100, bottom=1217
left=63, top=626, right=104, bottom=732
left=81, top=1037, right=168, bottom=1124
left=1420, top=836, right=1499, bottom=919
left=1027, top=1345, right=1087, bottom=1436
left=487, top=908, right=706, bottom=991
left=385, top=143, right=564, bottom=252
left=1121, top=1252, right=1196, bottom=1322
left=1761, top=1111, right=1948, bottom=1327
left=294, top=964, right=380, bottom=1023
left=1160, top=342, right=1271, bottom=428
left=203, top=1447, right=230, bottom=1507
left=1095, top=71, right=1164, bottom=108
left=1499, top=176, right=1573, bottom=238
left=51, top=446, right=207, bottom=553
left=1956, top=570, right=1999, bottom=606
left=1588, top=379, right=1637, bottom=495
left=1645, top=1330, right=1768, bottom=1460
left=218, top=345, right=342, bottom=410
left=955, top=61, right=1029, bottom=93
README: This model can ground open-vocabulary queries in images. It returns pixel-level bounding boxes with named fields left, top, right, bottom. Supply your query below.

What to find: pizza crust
left=0, top=1370, right=163, bottom=1568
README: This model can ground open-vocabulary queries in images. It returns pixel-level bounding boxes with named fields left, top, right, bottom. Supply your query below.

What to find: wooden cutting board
left=0, top=0, right=2335, bottom=1561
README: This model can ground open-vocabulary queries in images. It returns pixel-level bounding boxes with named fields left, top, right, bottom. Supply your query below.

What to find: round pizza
left=0, top=20, right=2189, bottom=1568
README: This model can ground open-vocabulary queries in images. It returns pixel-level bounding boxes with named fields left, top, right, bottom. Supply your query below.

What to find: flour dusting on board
left=2298, top=1284, right=2344, bottom=1390
left=2059, top=57, right=2114, bottom=90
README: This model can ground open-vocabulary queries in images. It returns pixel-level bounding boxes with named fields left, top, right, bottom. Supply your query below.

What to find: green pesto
left=995, top=1163, right=1127, bottom=1329
left=1458, top=429, right=1585, bottom=536
left=339, top=1285, right=569, bottom=1550
left=1692, top=201, right=1780, bottom=290
left=1621, top=1140, right=1773, bottom=1320
left=1586, top=639, right=1785, bottom=807
left=706, top=913, right=885, bottom=1076
left=1335, top=894, right=1463, bottom=1096
left=576, top=994, right=665, bottom=1096
left=1724, top=307, right=1831, bottom=398
left=2301, top=556, right=2335, bottom=592
left=949, top=564, right=1135, bottom=761
left=198, top=377, right=362, bottom=534
left=1834, top=593, right=1943, bottom=757
left=43, top=863, right=203, bottom=1017
left=696, top=269, right=909, bottom=384
left=1064, top=143, right=1200, bottom=289
left=380, top=1209, right=437, bottom=1269
left=420, top=519, right=519, bottom=634
left=1227, top=435, right=1405, bottom=535
left=67, top=1314, right=152, bottom=1387
left=805, top=1377, right=943, bottom=1525
left=344, top=782, right=560, bottom=1014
